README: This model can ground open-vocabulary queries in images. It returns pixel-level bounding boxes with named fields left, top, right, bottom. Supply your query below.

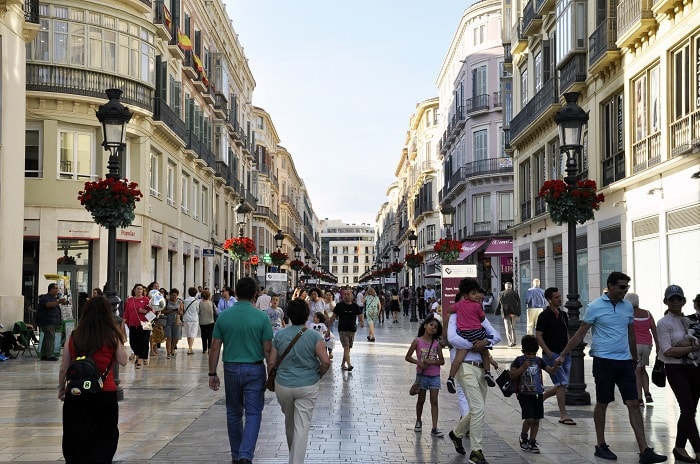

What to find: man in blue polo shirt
left=208, top=277, right=273, bottom=464
left=557, top=272, right=666, bottom=464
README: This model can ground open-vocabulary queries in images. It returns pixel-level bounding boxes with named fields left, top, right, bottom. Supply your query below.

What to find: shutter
left=554, top=257, right=563, bottom=290
left=171, top=0, right=179, bottom=37
left=542, top=40, right=551, bottom=83
left=194, top=30, right=201, bottom=56
left=537, top=258, right=545, bottom=284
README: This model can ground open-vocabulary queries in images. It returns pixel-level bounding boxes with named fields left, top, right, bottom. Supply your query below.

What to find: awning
left=484, top=239, right=513, bottom=256
left=458, top=240, right=488, bottom=260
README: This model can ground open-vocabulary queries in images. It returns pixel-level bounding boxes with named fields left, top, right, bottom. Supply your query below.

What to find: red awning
left=458, top=240, right=488, bottom=260
left=484, top=239, right=513, bottom=256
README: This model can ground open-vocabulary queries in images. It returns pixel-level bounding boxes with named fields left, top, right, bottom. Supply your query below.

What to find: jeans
left=223, top=362, right=266, bottom=461
left=275, top=381, right=320, bottom=464
left=665, top=363, right=700, bottom=450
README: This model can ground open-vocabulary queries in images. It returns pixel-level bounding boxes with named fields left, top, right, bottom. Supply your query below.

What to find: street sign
left=203, top=248, right=215, bottom=257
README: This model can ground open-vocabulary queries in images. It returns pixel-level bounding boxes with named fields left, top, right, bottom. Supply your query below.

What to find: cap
left=624, top=292, right=640, bottom=308
left=664, top=284, right=685, bottom=300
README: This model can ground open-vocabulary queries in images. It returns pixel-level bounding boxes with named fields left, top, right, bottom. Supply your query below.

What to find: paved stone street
left=1, top=313, right=678, bottom=463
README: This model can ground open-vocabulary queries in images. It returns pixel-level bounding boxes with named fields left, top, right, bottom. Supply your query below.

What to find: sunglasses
left=617, top=284, right=630, bottom=291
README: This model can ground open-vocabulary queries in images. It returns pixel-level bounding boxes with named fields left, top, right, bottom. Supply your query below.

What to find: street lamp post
left=440, top=203, right=456, bottom=240
left=392, top=245, right=400, bottom=291
left=234, top=199, right=251, bottom=280
left=274, top=229, right=284, bottom=273
left=293, top=245, right=301, bottom=288
left=555, top=92, right=591, bottom=406
left=96, top=89, right=133, bottom=401
left=408, top=230, right=418, bottom=322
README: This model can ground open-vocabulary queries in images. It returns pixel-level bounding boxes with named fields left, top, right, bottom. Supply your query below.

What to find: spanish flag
left=163, top=4, right=172, bottom=29
left=178, top=30, right=192, bottom=51
left=193, top=53, right=203, bottom=72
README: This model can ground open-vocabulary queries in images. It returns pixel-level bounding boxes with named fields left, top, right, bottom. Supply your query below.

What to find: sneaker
left=431, top=428, right=444, bottom=438
left=469, top=449, right=489, bottom=464
left=414, top=421, right=422, bottom=432
left=639, top=447, right=666, bottom=464
left=519, top=433, right=529, bottom=450
left=483, top=371, right=496, bottom=387
left=594, top=443, right=618, bottom=460
left=447, top=377, right=457, bottom=394
left=529, top=439, right=540, bottom=454
left=0, top=354, right=7, bottom=361
left=448, top=430, right=466, bottom=455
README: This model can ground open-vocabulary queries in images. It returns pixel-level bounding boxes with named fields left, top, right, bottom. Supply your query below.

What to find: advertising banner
left=441, top=264, right=477, bottom=309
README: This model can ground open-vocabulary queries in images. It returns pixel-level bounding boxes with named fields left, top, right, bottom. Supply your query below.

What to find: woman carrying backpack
left=58, top=296, right=127, bottom=464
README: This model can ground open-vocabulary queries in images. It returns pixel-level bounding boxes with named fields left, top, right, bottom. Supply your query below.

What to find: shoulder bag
left=651, top=358, right=665, bottom=388
left=266, top=327, right=307, bottom=392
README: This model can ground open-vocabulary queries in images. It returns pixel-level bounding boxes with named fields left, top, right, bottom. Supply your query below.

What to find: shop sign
left=203, top=248, right=215, bottom=257
left=441, top=264, right=477, bottom=306
left=118, top=226, right=141, bottom=242
left=553, top=242, right=563, bottom=255
left=500, top=256, right=513, bottom=274
left=58, top=221, right=98, bottom=239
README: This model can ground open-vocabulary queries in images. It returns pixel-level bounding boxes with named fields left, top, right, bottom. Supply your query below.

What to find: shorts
left=592, top=356, right=638, bottom=404
left=417, top=374, right=440, bottom=391
left=636, top=344, right=652, bottom=366
left=542, top=352, right=571, bottom=386
left=457, top=327, right=487, bottom=343
left=517, top=393, right=544, bottom=420
left=339, top=331, right=355, bottom=349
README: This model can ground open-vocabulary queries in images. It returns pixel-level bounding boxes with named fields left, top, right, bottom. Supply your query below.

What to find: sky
left=226, top=1, right=471, bottom=225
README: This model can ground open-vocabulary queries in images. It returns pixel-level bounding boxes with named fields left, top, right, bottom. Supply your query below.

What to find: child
left=321, top=309, right=336, bottom=359
left=311, top=312, right=332, bottom=354
left=510, top=334, right=559, bottom=454
left=446, top=278, right=496, bottom=392
left=265, top=295, right=286, bottom=334
left=405, top=314, right=446, bottom=438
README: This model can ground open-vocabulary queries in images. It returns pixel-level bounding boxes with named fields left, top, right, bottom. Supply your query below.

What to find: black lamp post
left=293, top=245, right=301, bottom=287
left=234, top=199, right=251, bottom=279
left=440, top=203, right=456, bottom=240
left=273, top=229, right=285, bottom=273
left=408, top=229, right=419, bottom=322
left=555, top=92, right=591, bottom=406
left=96, top=89, right=132, bottom=402
left=377, top=256, right=384, bottom=290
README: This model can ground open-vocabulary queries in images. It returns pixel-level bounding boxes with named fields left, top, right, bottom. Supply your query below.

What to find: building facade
left=320, top=219, right=374, bottom=286
left=503, top=0, right=700, bottom=318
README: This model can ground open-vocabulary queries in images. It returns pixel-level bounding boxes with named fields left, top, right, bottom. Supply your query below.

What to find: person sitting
left=0, top=330, right=25, bottom=359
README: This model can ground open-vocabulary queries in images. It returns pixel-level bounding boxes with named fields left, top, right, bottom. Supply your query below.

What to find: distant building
left=320, top=220, right=375, bottom=286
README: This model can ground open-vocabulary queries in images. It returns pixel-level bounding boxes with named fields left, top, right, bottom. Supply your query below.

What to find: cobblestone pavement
left=0, top=313, right=677, bottom=463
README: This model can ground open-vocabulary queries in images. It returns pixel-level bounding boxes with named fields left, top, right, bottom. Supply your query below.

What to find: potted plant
left=434, top=238, right=462, bottom=262
left=77, top=177, right=143, bottom=229
left=405, top=253, right=424, bottom=269
left=223, top=237, right=256, bottom=261
left=538, top=179, right=605, bottom=225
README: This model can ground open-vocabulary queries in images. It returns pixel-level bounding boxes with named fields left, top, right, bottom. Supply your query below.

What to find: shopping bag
left=495, top=368, right=513, bottom=397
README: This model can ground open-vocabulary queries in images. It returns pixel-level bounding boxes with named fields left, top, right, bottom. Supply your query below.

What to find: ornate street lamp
left=408, top=229, right=419, bottom=322
left=96, top=89, right=132, bottom=401
left=440, top=203, right=456, bottom=240
left=233, top=198, right=251, bottom=279
left=555, top=92, right=590, bottom=405
left=274, top=230, right=284, bottom=251
left=293, top=245, right=301, bottom=288
left=377, top=255, right=384, bottom=290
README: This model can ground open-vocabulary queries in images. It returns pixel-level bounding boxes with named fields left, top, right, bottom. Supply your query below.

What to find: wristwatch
left=208, top=372, right=217, bottom=377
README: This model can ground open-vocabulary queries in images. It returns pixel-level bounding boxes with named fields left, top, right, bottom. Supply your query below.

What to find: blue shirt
left=217, top=295, right=237, bottom=314
left=272, top=325, right=323, bottom=388
left=583, top=294, right=634, bottom=360
left=526, top=286, right=546, bottom=308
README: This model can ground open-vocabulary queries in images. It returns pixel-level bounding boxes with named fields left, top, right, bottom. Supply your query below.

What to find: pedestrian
left=526, top=278, right=546, bottom=336
left=405, top=314, right=445, bottom=438
left=207, top=277, right=273, bottom=464
left=390, top=288, right=401, bottom=323
left=535, top=287, right=576, bottom=425
left=333, top=287, right=365, bottom=371
left=269, top=298, right=330, bottom=464
left=146, top=282, right=161, bottom=358
left=182, top=287, right=200, bottom=354
left=255, top=287, right=272, bottom=311
left=122, top=283, right=152, bottom=369
left=37, top=283, right=67, bottom=361
left=306, top=288, right=325, bottom=327
left=217, top=286, right=236, bottom=315
left=364, top=287, right=381, bottom=342
left=401, top=286, right=411, bottom=317
left=59, top=296, right=127, bottom=463
left=626, top=292, right=659, bottom=406
left=265, top=294, right=286, bottom=335
left=417, top=286, right=426, bottom=320
left=496, top=282, right=521, bottom=347
left=556, top=272, right=666, bottom=463
left=163, top=288, right=183, bottom=359
left=446, top=310, right=501, bottom=464
left=656, top=285, right=700, bottom=463
left=510, top=334, right=560, bottom=454
left=198, top=289, right=215, bottom=354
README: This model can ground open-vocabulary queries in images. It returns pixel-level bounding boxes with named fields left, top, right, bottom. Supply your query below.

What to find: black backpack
left=65, top=339, right=113, bottom=396
left=402, top=288, right=410, bottom=299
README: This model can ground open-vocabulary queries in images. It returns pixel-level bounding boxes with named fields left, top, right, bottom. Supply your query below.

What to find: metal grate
left=632, top=216, right=659, bottom=238
left=667, top=204, right=700, bottom=231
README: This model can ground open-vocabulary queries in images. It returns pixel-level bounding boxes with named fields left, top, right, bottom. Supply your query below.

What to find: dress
left=364, top=295, right=380, bottom=323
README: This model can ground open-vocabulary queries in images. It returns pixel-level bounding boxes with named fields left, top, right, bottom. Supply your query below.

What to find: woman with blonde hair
left=364, top=287, right=381, bottom=342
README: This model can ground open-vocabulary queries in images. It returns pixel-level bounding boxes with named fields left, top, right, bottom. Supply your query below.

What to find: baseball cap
left=664, top=284, right=685, bottom=300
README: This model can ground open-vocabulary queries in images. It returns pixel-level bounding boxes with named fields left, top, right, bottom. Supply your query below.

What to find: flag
left=178, top=30, right=192, bottom=51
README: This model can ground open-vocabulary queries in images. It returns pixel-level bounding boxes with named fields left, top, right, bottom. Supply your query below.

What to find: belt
left=228, top=360, right=264, bottom=365
left=463, top=360, right=483, bottom=368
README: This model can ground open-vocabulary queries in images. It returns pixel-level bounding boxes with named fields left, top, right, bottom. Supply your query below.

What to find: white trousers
left=275, top=381, right=320, bottom=464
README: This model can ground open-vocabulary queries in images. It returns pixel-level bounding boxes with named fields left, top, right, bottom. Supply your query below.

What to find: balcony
left=26, top=64, right=154, bottom=112
left=602, top=151, right=626, bottom=187
left=245, top=191, right=258, bottom=209
left=215, top=160, right=229, bottom=183
left=521, top=200, right=532, bottom=221
left=152, top=97, right=186, bottom=146
left=670, top=108, right=700, bottom=157
left=254, top=205, right=279, bottom=225
left=167, top=31, right=185, bottom=61
left=493, top=91, right=503, bottom=108
left=185, top=130, right=216, bottom=173
left=509, top=77, right=559, bottom=145
left=503, top=128, right=512, bottom=154
left=617, top=0, right=655, bottom=50
left=473, top=222, right=491, bottom=236
left=511, top=18, right=527, bottom=54
left=466, top=94, right=490, bottom=115
left=453, top=106, right=466, bottom=131
left=522, top=0, right=542, bottom=35
left=589, top=18, right=620, bottom=75
left=153, top=0, right=172, bottom=41
left=183, top=50, right=198, bottom=80
left=535, top=0, right=555, bottom=15
left=214, top=92, right=228, bottom=119
left=652, top=0, right=679, bottom=15
left=558, top=53, right=587, bottom=93
left=503, top=44, right=512, bottom=71
left=499, top=219, right=515, bottom=232
left=122, top=0, right=152, bottom=14
left=632, top=132, right=661, bottom=173
left=443, top=158, right=514, bottom=199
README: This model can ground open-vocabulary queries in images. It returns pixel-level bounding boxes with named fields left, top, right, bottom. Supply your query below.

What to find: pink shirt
left=415, top=337, right=441, bottom=377
left=633, top=310, right=653, bottom=345
left=454, top=299, right=485, bottom=332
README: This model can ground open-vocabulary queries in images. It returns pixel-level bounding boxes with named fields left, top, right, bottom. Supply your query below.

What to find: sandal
left=135, top=363, right=142, bottom=369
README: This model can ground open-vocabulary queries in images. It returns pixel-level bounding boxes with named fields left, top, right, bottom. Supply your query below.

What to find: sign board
left=441, top=264, right=478, bottom=308
left=265, top=273, right=288, bottom=312
left=203, top=248, right=215, bottom=257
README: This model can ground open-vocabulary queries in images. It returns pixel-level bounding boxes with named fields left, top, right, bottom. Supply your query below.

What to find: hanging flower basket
left=78, top=177, right=143, bottom=229
left=538, top=179, right=605, bottom=225
left=57, top=255, right=76, bottom=265
left=405, top=253, right=423, bottom=269
left=289, top=259, right=304, bottom=271
left=434, top=238, right=462, bottom=262
left=270, top=251, right=288, bottom=267
left=301, top=265, right=312, bottom=274
left=223, top=237, right=256, bottom=261
left=390, top=262, right=404, bottom=273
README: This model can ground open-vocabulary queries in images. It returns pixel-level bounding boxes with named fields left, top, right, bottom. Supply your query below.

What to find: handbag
left=409, top=339, right=434, bottom=396
left=266, top=327, right=307, bottom=392
left=495, top=367, right=513, bottom=397
left=651, top=358, right=666, bottom=388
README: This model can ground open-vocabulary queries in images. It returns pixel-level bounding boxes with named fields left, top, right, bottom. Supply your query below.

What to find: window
left=332, top=246, right=337, bottom=254
left=167, top=162, right=175, bottom=206
left=556, top=0, right=587, bottom=65
left=499, top=192, right=514, bottom=221
left=342, top=266, right=348, bottom=274
left=192, top=180, right=199, bottom=219
left=534, top=51, right=542, bottom=92
left=343, top=256, right=349, bottom=264
left=473, top=129, right=487, bottom=161
left=520, top=68, right=528, bottom=106
left=26, top=129, right=42, bottom=177
left=59, top=130, right=94, bottom=180
left=519, top=159, right=532, bottom=220
left=149, top=152, right=160, bottom=197
left=353, top=265, right=359, bottom=273
left=548, top=139, right=562, bottom=180
left=426, top=224, right=436, bottom=244
left=169, top=77, right=182, bottom=117
left=472, top=65, right=487, bottom=97
left=533, top=151, right=546, bottom=215
left=473, top=194, right=491, bottom=223
left=201, top=186, right=209, bottom=224
left=257, top=116, right=264, bottom=130
left=601, top=92, right=625, bottom=186
left=181, top=172, right=189, bottom=214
